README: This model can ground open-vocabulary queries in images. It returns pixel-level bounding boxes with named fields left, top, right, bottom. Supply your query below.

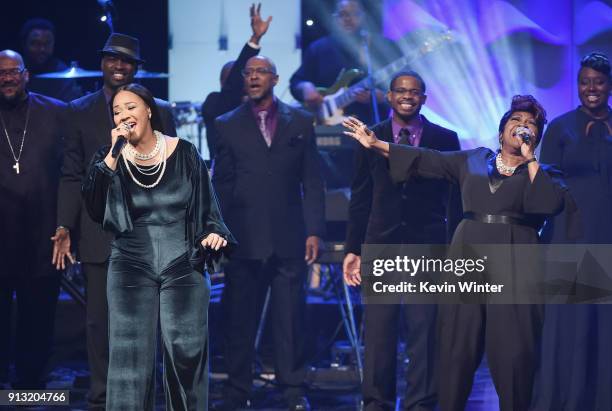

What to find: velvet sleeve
left=186, top=144, right=237, bottom=273
left=81, top=146, right=133, bottom=234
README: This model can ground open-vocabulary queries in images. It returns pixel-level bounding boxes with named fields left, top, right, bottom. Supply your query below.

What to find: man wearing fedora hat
left=52, top=32, right=177, bottom=411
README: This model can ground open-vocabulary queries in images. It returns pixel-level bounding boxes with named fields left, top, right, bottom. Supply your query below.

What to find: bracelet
left=525, top=157, right=537, bottom=164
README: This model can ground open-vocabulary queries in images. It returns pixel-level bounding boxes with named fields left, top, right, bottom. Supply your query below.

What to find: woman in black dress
left=343, top=95, right=576, bottom=411
left=534, top=52, right=612, bottom=410
left=83, top=83, right=235, bottom=411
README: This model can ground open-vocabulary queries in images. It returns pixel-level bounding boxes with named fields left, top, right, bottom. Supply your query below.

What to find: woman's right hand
left=343, top=116, right=378, bottom=148
left=105, top=122, right=132, bottom=169
left=342, top=116, right=390, bottom=156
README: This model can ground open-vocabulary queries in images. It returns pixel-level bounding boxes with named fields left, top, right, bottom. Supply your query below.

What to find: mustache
left=0, top=81, right=19, bottom=87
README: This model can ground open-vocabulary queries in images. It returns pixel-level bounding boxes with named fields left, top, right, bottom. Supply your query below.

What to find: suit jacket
left=57, top=89, right=177, bottom=263
left=212, top=100, right=325, bottom=260
left=202, top=42, right=259, bottom=157
left=0, top=93, right=66, bottom=277
left=345, top=116, right=462, bottom=255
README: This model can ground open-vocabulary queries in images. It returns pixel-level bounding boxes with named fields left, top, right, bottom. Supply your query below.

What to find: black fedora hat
left=99, top=33, right=144, bottom=64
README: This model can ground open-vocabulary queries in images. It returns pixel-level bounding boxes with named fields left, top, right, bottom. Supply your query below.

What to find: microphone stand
left=361, top=30, right=380, bottom=124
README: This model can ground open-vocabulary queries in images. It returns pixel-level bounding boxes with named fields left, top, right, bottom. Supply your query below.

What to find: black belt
left=463, top=211, right=539, bottom=230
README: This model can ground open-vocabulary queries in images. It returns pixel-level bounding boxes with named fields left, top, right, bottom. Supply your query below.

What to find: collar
left=391, top=114, right=423, bottom=138
left=250, top=96, right=278, bottom=115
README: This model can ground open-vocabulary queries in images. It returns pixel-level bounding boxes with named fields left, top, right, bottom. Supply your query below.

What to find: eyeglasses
left=391, top=88, right=423, bottom=96
left=241, top=68, right=276, bottom=77
left=0, top=68, right=26, bottom=78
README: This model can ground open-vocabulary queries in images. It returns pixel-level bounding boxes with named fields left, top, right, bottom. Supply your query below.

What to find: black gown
left=386, top=144, right=574, bottom=411
left=83, top=139, right=235, bottom=411
left=534, top=107, right=612, bottom=411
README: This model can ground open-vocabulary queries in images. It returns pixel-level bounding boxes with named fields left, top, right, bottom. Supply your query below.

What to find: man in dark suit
left=0, top=49, right=66, bottom=389
left=343, top=71, right=461, bottom=411
left=202, top=3, right=271, bottom=159
left=212, top=55, right=325, bottom=411
left=52, top=33, right=176, bottom=411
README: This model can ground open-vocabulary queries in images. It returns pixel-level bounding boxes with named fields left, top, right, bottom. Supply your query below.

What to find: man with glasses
left=290, top=0, right=397, bottom=125
left=212, top=56, right=325, bottom=411
left=343, top=71, right=461, bottom=411
left=0, top=49, right=66, bottom=389
left=202, top=3, right=271, bottom=161
left=52, top=33, right=176, bottom=411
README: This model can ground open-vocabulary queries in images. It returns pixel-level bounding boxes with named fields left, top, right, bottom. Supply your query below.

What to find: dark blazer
left=345, top=116, right=461, bottom=254
left=202, top=42, right=259, bottom=157
left=57, top=89, right=177, bottom=263
left=212, top=100, right=326, bottom=260
left=0, top=93, right=66, bottom=277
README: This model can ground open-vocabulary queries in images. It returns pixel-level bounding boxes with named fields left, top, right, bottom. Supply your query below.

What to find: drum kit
left=37, top=61, right=207, bottom=156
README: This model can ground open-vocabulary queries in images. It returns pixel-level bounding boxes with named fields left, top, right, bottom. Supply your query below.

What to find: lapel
left=235, top=103, right=270, bottom=151
left=89, top=90, right=114, bottom=148
left=236, top=99, right=293, bottom=151
left=270, top=101, right=292, bottom=149
left=377, top=118, right=394, bottom=144
left=419, top=116, right=435, bottom=149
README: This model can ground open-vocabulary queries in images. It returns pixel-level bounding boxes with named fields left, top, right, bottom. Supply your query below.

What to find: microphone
left=514, top=126, right=533, bottom=145
left=111, top=136, right=127, bottom=158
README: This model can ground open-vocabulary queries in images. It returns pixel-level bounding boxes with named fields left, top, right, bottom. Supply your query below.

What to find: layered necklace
left=496, top=152, right=518, bottom=175
left=122, top=130, right=167, bottom=189
left=0, top=99, right=30, bottom=175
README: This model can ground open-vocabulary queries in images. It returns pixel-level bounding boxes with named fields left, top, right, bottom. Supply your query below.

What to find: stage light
left=306, top=19, right=314, bottom=27
left=100, top=15, right=107, bottom=22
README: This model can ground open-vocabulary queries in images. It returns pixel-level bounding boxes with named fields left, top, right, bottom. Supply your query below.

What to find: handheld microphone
left=111, top=136, right=127, bottom=158
left=514, top=126, right=533, bottom=145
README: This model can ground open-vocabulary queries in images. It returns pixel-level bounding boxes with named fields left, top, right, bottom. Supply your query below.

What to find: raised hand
left=250, top=3, right=272, bottom=44
left=342, top=116, right=378, bottom=148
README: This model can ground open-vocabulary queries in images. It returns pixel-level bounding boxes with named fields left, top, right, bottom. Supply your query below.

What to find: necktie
left=258, top=111, right=272, bottom=147
left=398, top=127, right=414, bottom=145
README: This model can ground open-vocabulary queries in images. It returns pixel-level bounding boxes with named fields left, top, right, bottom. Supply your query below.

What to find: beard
left=0, top=89, right=25, bottom=107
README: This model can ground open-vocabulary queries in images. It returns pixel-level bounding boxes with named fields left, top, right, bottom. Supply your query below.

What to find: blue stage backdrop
left=303, top=0, right=611, bottom=147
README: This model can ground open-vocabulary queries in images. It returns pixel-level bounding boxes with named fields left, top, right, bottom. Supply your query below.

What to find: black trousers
left=222, top=256, right=307, bottom=400
left=0, top=274, right=60, bottom=389
left=82, top=262, right=109, bottom=411
left=437, top=304, right=544, bottom=411
left=362, top=304, right=437, bottom=411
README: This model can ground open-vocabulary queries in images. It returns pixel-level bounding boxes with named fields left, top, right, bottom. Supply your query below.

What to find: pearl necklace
left=123, top=130, right=161, bottom=160
left=496, top=153, right=517, bottom=175
left=123, top=131, right=167, bottom=189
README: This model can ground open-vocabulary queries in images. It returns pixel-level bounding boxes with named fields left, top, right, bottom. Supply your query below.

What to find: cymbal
left=36, top=62, right=102, bottom=79
left=135, top=70, right=169, bottom=79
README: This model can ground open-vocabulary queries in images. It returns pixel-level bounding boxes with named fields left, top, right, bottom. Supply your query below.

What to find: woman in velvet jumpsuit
left=83, top=83, right=235, bottom=411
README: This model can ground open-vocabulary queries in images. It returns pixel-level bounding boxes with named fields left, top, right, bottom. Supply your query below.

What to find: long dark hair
left=110, top=83, right=164, bottom=132
left=498, top=95, right=547, bottom=146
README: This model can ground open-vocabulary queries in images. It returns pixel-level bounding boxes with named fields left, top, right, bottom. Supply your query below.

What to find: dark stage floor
left=1, top=361, right=500, bottom=411
left=3, top=285, right=501, bottom=411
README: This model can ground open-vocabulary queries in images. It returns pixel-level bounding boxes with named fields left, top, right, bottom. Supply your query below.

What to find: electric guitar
left=309, top=32, right=452, bottom=125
